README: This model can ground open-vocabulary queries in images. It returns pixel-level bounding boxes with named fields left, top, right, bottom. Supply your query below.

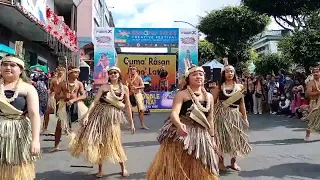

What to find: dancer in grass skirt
left=147, top=65, right=219, bottom=180
left=0, top=55, right=41, bottom=180
left=305, top=67, right=320, bottom=141
left=212, top=64, right=251, bottom=172
left=68, top=66, right=135, bottom=178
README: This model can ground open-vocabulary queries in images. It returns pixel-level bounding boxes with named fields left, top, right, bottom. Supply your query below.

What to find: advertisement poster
left=144, top=91, right=177, bottom=110
left=114, top=28, right=179, bottom=48
left=178, top=28, right=199, bottom=77
left=117, top=54, right=176, bottom=87
left=21, top=0, right=47, bottom=23
left=93, top=27, right=115, bottom=85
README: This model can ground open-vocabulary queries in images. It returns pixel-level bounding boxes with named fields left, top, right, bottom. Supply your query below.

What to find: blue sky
left=107, top=0, right=281, bottom=30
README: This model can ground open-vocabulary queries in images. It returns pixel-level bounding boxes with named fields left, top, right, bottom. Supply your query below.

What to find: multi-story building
left=0, top=0, right=78, bottom=70
left=252, top=30, right=291, bottom=56
left=77, top=0, right=115, bottom=70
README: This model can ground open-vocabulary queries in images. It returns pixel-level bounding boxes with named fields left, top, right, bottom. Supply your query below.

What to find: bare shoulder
left=21, top=82, right=37, bottom=95
left=236, top=83, right=244, bottom=88
left=122, top=84, right=129, bottom=92
left=206, top=92, right=213, bottom=99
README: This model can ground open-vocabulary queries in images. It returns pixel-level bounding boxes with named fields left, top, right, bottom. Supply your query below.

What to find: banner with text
left=93, top=27, right=115, bottom=85
left=114, top=28, right=179, bottom=48
left=178, top=28, right=199, bottom=77
left=117, top=54, right=176, bottom=87
left=144, top=91, right=177, bottom=109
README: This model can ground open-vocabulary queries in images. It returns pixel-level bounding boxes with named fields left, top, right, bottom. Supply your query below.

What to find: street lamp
left=173, top=20, right=197, bottom=28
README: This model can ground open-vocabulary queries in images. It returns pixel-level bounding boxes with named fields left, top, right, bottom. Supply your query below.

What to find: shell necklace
left=222, top=82, right=237, bottom=97
left=110, top=83, right=124, bottom=101
left=187, top=85, right=210, bottom=112
left=0, top=78, right=22, bottom=103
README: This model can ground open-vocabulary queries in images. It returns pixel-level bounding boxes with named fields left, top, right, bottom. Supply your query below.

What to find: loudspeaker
left=202, top=66, right=212, bottom=83
left=212, top=68, right=221, bottom=83
left=79, top=67, right=89, bottom=81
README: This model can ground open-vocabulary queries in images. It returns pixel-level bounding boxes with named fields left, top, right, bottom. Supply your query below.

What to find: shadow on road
left=239, top=163, right=320, bottom=179
left=41, top=147, right=66, bottom=154
left=36, top=170, right=94, bottom=180
left=250, top=138, right=320, bottom=146
left=123, top=140, right=159, bottom=148
left=104, top=172, right=146, bottom=179
left=248, top=114, right=307, bottom=131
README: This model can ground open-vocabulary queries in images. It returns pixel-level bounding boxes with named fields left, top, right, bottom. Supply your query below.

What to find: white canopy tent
left=202, top=59, right=224, bottom=69
left=80, top=60, right=90, bottom=72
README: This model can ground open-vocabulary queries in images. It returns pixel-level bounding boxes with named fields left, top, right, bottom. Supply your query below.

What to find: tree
left=255, top=54, right=290, bottom=76
left=198, top=6, right=270, bottom=65
left=278, top=29, right=320, bottom=72
left=242, top=0, right=320, bottom=31
left=198, top=40, right=216, bottom=65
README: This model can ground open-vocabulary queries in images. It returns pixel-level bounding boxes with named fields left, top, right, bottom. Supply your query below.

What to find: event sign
left=117, top=54, right=176, bottom=87
left=144, top=91, right=176, bottom=109
left=93, top=27, right=116, bottom=85
left=114, top=28, right=179, bottom=48
left=178, top=28, right=199, bottom=77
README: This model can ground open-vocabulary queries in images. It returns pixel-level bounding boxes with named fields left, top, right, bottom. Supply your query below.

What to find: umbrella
left=30, top=64, right=48, bottom=73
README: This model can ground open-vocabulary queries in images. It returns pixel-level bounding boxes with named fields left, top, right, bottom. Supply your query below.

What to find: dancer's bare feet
left=122, top=169, right=130, bottom=177
left=96, top=172, right=102, bottom=178
left=305, top=129, right=311, bottom=142
left=141, top=126, right=149, bottom=130
left=218, top=161, right=227, bottom=172
left=49, top=147, right=59, bottom=153
left=229, top=163, right=241, bottom=171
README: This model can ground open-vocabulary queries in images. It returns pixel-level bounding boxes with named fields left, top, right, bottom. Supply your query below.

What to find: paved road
left=36, top=113, right=320, bottom=180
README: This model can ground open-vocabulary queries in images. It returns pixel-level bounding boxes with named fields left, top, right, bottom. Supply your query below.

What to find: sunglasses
left=108, top=71, right=118, bottom=75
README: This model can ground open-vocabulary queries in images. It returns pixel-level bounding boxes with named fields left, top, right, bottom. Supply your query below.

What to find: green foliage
left=248, top=48, right=259, bottom=62
left=255, top=54, right=290, bottom=76
left=198, top=40, right=216, bottom=65
left=84, top=95, right=94, bottom=107
left=198, top=6, right=270, bottom=65
left=278, top=29, right=320, bottom=71
left=242, top=0, right=320, bottom=16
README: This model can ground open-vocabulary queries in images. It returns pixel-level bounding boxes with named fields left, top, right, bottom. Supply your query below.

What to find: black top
left=2, top=90, right=28, bottom=112
left=179, top=100, right=209, bottom=117
left=159, top=69, right=168, bottom=78
left=219, top=89, right=241, bottom=105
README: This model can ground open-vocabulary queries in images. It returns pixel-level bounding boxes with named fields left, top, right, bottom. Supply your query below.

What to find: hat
left=0, top=95, right=23, bottom=115
left=1, top=55, right=25, bottom=69
left=185, top=64, right=204, bottom=77
left=108, top=66, right=121, bottom=73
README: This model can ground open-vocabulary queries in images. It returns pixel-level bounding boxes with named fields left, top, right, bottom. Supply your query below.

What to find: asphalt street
left=36, top=113, right=320, bottom=180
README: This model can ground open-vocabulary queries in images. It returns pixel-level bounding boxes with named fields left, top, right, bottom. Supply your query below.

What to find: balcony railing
left=6, top=0, right=78, bottom=53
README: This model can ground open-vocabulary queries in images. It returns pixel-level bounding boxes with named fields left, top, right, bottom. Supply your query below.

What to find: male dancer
left=127, top=65, right=148, bottom=129
left=50, top=66, right=87, bottom=152
left=305, top=67, right=320, bottom=141
left=42, top=67, right=65, bottom=134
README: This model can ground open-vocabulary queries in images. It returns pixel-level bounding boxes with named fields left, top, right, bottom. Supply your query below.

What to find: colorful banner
left=117, top=54, right=176, bottom=88
left=114, top=28, right=179, bottom=48
left=144, top=91, right=177, bottom=109
left=178, top=28, right=199, bottom=77
left=21, top=0, right=47, bottom=23
left=93, top=27, right=115, bottom=85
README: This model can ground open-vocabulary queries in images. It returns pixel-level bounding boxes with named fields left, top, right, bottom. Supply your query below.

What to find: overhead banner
left=114, top=28, right=179, bottom=48
left=117, top=54, right=176, bottom=87
left=178, top=28, right=199, bottom=77
left=93, top=27, right=115, bottom=85
left=144, top=91, right=177, bottom=109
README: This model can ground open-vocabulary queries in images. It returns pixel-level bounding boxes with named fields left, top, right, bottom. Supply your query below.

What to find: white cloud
left=108, top=0, right=282, bottom=30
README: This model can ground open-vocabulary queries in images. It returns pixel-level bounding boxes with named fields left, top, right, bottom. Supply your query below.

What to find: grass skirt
left=213, top=102, right=252, bottom=157
left=147, top=117, right=219, bottom=180
left=68, top=102, right=127, bottom=164
left=0, top=115, right=38, bottom=180
left=307, top=107, right=320, bottom=132
left=47, top=93, right=56, bottom=111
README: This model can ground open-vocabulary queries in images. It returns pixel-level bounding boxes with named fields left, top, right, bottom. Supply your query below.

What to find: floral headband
left=108, top=66, right=121, bottom=73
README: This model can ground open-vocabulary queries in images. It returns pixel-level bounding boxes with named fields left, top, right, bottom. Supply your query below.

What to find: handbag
left=255, top=92, right=262, bottom=98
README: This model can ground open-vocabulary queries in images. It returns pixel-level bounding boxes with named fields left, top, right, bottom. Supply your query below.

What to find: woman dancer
left=147, top=65, right=219, bottom=180
left=0, top=55, right=41, bottom=180
left=212, top=64, right=251, bottom=171
left=68, top=66, right=135, bottom=178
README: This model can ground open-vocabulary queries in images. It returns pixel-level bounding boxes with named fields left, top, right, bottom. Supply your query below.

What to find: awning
left=0, top=44, right=15, bottom=55
left=80, top=60, right=90, bottom=71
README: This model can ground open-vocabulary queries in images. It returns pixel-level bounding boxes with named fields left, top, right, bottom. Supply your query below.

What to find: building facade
left=0, top=0, right=78, bottom=71
left=77, top=0, right=115, bottom=70
left=252, top=30, right=291, bottom=56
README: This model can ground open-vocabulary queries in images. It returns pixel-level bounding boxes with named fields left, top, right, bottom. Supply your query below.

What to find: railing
left=0, top=0, right=11, bottom=4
